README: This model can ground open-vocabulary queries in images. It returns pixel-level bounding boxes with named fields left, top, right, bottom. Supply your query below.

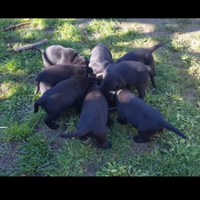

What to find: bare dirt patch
left=0, top=142, right=18, bottom=175
left=184, top=87, right=198, bottom=103
left=76, top=18, right=92, bottom=28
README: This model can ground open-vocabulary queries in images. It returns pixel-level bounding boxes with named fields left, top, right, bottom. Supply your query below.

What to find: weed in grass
left=96, top=140, right=200, bottom=176
left=85, top=19, right=117, bottom=37
left=171, top=37, right=190, bottom=52
left=55, top=23, right=85, bottom=43
left=0, top=83, right=35, bottom=121
left=1, top=110, right=45, bottom=142
left=55, top=139, right=95, bottom=176
left=13, top=133, right=55, bottom=176
left=96, top=161, right=128, bottom=176
left=3, top=122, right=34, bottom=142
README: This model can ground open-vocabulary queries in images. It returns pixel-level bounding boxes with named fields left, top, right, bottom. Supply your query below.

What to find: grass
left=0, top=18, right=200, bottom=176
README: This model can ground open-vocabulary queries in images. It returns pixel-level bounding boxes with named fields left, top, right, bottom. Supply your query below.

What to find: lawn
left=0, top=18, right=200, bottom=176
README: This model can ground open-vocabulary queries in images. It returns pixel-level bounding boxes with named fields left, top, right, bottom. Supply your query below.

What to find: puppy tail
left=32, top=46, right=44, bottom=54
left=148, top=43, right=165, bottom=52
left=34, top=81, right=40, bottom=95
left=58, top=126, right=90, bottom=139
left=160, top=120, right=187, bottom=139
left=33, top=99, right=40, bottom=113
left=146, top=66, right=157, bottom=89
left=34, top=96, right=45, bottom=113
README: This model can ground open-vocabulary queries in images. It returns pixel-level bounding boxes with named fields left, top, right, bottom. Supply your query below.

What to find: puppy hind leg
left=133, top=131, right=152, bottom=143
left=150, top=74, right=157, bottom=89
left=150, top=63, right=156, bottom=76
left=133, top=126, right=153, bottom=143
left=44, top=116, right=59, bottom=130
left=158, top=127, right=164, bottom=134
left=93, top=132, right=111, bottom=149
left=44, top=111, right=60, bottom=130
left=136, top=83, right=145, bottom=100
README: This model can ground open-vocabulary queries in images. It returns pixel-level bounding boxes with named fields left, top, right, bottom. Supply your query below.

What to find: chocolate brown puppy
left=33, top=45, right=89, bottom=68
left=99, top=61, right=156, bottom=106
left=59, top=83, right=114, bottom=149
left=89, top=42, right=113, bottom=84
left=115, top=43, right=164, bottom=76
left=34, top=64, right=93, bottom=95
left=34, top=75, right=94, bottom=129
left=116, top=89, right=187, bottom=143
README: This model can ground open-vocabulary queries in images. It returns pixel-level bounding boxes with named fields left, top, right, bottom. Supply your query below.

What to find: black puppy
left=34, top=64, right=93, bottom=95
left=116, top=89, right=187, bottom=143
left=100, top=61, right=156, bottom=106
left=59, top=83, right=114, bottom=149
left=34, top=75, right=94, bottom=129
left=33, top=45, right=89, bottom=68
left=89, top=42, right=113, bottom=84
left=115, top=43, right=164, bottom=76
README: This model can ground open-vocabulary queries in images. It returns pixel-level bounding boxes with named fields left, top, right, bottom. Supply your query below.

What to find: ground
left=0, top=18, right=200, bottom=176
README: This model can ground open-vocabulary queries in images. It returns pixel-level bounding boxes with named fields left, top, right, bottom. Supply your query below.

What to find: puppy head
left=100, top=78, right=124, bottom=93
left=85, top=66, right=94, bottom=75
left=100, top=78, right=123, bottom=102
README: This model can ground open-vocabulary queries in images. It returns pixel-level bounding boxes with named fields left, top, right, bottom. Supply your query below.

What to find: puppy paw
left=158, top=127, right=164, bottom=134
left=133, top=135, right=147, bottom=143
left=49, top=123, right=59, bottom=130
left=97, top=141, right=112, bottom=149
left=105, top=141, right=112, bottom=149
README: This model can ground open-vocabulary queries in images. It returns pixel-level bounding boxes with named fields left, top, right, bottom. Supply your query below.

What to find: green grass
left=0, top=18, right=200, bottom=176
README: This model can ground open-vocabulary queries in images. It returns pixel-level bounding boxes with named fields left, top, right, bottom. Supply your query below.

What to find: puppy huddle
left=33, top=42, right=187, bottom=149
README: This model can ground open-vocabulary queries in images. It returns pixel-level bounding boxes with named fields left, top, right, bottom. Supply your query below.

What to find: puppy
left=116, top=89, right=187, bottom=143
left=34, top=75, right=94, bottom=130
left=99, top=60, right=156, bottom=106
left=59, top=83, right=114, bottom=149
left=34, top=64, right=93, bottom=95
left=115, top=43, right=164, bottom=76
left=89, top=42, right=113, bottom=84
left=33, top=45, right=89, bottom=68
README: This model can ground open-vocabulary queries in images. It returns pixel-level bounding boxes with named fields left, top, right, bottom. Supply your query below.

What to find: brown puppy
left=116, top=89, right=187, bottom=143
left=34, top=75, right=94, bottom=129
left=89, top=42, right=113, bottom=84
left=100, top=61, right=156, bottom=107
left=59, top=83, right=114, bottom=149
left=33, top=45, right=89, bottom=68
left=115, top=43, right=164, bottom=76
left=34, top=64, right=93, bottom=95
